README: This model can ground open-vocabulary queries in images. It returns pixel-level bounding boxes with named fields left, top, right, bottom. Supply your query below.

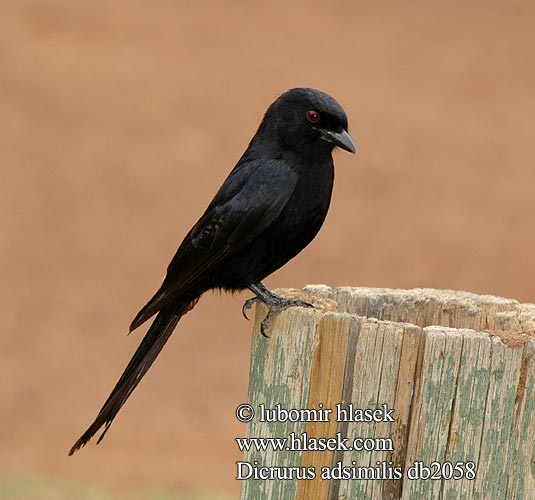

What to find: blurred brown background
left=1, top=0, right=534, bottom=498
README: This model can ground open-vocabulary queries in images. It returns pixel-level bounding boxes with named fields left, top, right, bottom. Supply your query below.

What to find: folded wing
left=130, top=159, right=298, bottom=331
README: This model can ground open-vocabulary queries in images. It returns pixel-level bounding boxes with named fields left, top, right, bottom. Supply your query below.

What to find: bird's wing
left=130, top=159, right=297, bottom=330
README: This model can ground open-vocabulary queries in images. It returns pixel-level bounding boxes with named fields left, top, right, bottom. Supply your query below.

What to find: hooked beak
left=320, top=128, right=356, bottom=154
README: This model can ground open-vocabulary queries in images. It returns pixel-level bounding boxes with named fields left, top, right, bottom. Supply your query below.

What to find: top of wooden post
left=241, top=286, right=535, bottom=500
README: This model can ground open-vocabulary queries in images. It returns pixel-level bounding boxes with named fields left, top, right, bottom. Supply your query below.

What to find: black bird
left=69, top=87, right=355, bottom=455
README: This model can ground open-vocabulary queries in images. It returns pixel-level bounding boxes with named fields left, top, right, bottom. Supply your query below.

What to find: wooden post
left=239, top=286, right=535, bottom=500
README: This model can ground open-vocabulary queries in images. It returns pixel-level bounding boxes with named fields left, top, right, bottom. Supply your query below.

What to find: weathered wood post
left=239, top=286, right=535, bottom=500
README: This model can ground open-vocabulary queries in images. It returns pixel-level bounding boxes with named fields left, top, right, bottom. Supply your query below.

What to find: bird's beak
left=320, top=129, right=356, bottom=154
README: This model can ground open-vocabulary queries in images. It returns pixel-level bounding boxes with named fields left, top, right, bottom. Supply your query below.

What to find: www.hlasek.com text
left=236, top=432, right=393, bottom=453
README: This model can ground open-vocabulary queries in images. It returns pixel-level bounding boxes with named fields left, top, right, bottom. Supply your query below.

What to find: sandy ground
left=2, top=0, right=535, bottom=496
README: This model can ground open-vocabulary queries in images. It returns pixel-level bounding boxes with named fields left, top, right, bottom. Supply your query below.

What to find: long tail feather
left=69, top=299, right=196, bottom=455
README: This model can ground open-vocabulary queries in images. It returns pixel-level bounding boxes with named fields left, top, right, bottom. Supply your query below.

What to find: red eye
left=307, top=110, right=320, bottom=123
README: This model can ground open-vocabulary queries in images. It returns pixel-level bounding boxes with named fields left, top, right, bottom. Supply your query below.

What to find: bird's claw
left=242, top=297, right=258, bottom=320
left=291, top=299, right=314, bottom=309
left=260, top=312, right=273, bottom=338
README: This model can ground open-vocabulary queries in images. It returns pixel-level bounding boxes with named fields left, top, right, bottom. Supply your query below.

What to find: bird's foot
left=258, top=296, right=313, bottom=338
left=242, top=282, right=314, bottom=337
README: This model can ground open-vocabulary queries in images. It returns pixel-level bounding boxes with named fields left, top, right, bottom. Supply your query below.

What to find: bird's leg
left=242, top=282, right=314, bottom=337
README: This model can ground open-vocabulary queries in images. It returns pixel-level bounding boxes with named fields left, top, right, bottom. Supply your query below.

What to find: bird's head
left=259, top=87, right=356, bottom=157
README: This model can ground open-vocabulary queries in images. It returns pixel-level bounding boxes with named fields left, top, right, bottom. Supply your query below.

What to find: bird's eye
left=307, top=110, right=320, bottom=124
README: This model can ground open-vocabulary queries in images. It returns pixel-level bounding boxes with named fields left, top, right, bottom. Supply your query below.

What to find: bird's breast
left=208, top=157, right=335, bottom=290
